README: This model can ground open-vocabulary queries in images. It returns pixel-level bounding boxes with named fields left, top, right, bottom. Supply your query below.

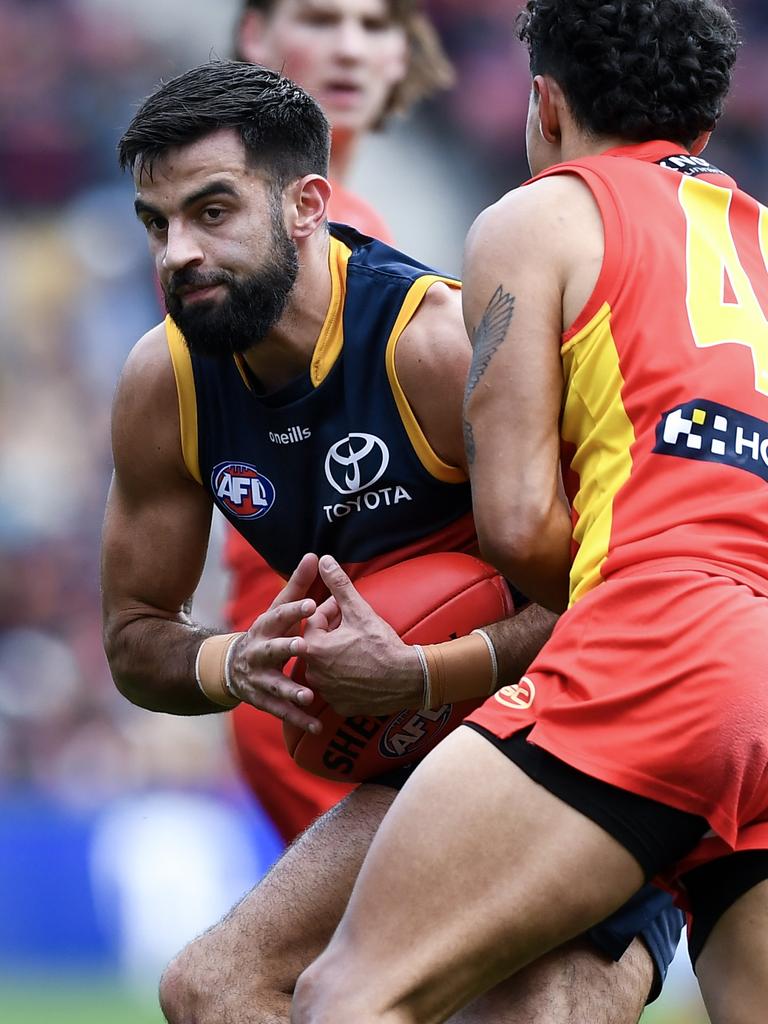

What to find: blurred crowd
left=3, top=0, right=768, bottom=822
left=0, top=0, right=232, bottom=809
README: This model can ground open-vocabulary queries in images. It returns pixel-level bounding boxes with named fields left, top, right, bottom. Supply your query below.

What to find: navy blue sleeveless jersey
left=167, top=225, right=476, bottom=578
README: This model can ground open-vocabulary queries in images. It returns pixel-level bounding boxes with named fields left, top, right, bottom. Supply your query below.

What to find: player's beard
left=164, top=205, right=299, bottom=359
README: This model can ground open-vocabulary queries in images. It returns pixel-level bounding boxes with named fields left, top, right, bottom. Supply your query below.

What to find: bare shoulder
left=393, top=281, right=470, bottom=470
left=465, top=175, right=604, bottom=330
left=395, top=282, right=470, bottom=389
left=467, top=174, right=601, bottom=264
left=112, top=322, right=187, bottom=483
left=117, top=322, right=175, bottom=399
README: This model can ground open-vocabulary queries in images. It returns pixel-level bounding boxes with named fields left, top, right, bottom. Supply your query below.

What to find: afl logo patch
left=211, top=462, right=276, bottom=520
left=378, top=705, right=453, bottom=759
left=495, top=677, right=536, bottom=710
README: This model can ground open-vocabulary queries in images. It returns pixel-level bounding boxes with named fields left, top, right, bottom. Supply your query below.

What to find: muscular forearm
left=103, top=554, right=324, bottom=733
left=478, top=508, right=572, bottom=615
left=484, top=602, right=558, bottom=685
left=104, top=609, right=224, bottom=715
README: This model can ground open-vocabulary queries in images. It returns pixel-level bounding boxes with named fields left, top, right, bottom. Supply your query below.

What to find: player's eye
left=300, top=10, right=338, bottom=28
left=144, top=216, right=168, bottom=235
left=202, top=207, right=226, bottom=224
left=362, top=15, right=391, bottom=32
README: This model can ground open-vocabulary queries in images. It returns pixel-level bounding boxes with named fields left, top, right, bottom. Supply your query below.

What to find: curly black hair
left=517, top=0, right=740, bottom=147
left=118, top=61, right=330, bottom=184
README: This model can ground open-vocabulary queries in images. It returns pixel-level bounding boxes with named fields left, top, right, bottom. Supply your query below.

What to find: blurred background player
left=226, top=0, right=455, bottom=843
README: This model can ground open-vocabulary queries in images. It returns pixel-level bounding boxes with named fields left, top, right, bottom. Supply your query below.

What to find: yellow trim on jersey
left=165, top=317, right=202, bottom=485
left=561, top=302, right=635, bottom=605
left=233, top=352, right=252, bottom=391
left=229, top=236, right=352, bottom=392
left=385, top=275, right=466, bottom=483
left=311, top=236, right=352, bottom=386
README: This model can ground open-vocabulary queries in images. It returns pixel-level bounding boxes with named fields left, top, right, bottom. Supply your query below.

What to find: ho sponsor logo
left=378, top=705, right=453, bottom=759
left=325, top=433, right=389, bottom=495
left=211, top=462, right=276, bottom=519
left=655, top=399, right=768, bottom=483
left=494, top=677, right=536, bottom=710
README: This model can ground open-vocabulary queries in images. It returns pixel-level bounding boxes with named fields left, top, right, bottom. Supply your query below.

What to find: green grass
left=0, top=978, right=164, bottom=1024
left=0, top=975, right=709, bottom=1024
left=641, top=999, right=710, bottom=1024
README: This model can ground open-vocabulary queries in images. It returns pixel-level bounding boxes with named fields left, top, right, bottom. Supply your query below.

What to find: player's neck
left=557, top=129, right=636, bottom=166
left=240, top=233, right=333, bottom=393
left=329, top=129, right=360, bottom=183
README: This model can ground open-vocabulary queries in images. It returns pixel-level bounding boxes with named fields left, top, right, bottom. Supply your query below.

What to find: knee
left=159, top=936, right=241, bottom=1024
left=292, top=960, right=328, bottom=1024
left=292, top=956, right=352, bottom=1024
left=159, top=950, right=198, bottom=1024
left=293, top=954, right=394, bottom=1024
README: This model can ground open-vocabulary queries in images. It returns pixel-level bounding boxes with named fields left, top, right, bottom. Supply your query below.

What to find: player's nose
left=162, top=222, right=204, bottom=272
left=332, top=18, right=368, bottom=61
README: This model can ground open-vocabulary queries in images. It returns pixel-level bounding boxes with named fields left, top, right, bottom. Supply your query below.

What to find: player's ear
left=287, top=175, right=333, bottom=239
left=534, top=75, right=562, bottom=145
left=236, top=9, right=270, bottom=64
left=690, top=129, right=713, bottom=157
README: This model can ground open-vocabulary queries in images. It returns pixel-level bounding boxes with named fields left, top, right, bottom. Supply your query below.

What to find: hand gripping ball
left=283, top=552, right=514, bottom=782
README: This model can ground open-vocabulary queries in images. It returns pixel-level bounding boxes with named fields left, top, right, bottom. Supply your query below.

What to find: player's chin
left=325, top=103, right=378, bottom=136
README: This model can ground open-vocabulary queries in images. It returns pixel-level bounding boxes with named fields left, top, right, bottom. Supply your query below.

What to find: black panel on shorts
left=464, top=723, right=709, bottom=879
left=683, top=850, right=768, bottom=966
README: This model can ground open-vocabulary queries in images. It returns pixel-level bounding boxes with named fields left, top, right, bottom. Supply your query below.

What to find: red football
left=283, top=552, right=514, bottom=782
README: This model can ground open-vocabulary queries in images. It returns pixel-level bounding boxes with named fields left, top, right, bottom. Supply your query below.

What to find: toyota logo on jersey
left=211, top=462, right=276, bottom=519
left=325, top=433, right=389, bottom=494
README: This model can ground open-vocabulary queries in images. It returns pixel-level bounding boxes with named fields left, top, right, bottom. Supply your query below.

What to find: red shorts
left=225, top=528, right=285, bottom=629
left=225, top=528, right=354, bottom=843
left=229, top=704, right=355, bottom=844
left=467, top=567, right=768, bottom=865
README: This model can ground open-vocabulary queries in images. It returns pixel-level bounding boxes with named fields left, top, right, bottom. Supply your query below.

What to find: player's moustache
left=166, top=268, right=233, bottom=299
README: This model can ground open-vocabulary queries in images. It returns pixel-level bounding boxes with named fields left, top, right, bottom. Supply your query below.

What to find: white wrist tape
left=471, top=628, right=499, bottom=693
left=413, top=643, right=432, bottom=709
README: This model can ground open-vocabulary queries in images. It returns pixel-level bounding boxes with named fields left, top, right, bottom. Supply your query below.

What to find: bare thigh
left=160, top=747, right=654, bottom=1024
left=292, top=727, right=646, bottom=1024
left=160, top=783, right=395, bottom=1024
left=454, top=936, right=651, bottom=1024
left=696, top=878, right=768, bottom=1024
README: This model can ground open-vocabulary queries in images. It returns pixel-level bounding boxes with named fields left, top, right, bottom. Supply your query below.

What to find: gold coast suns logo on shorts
left=495, top=676, right=536, bottom=710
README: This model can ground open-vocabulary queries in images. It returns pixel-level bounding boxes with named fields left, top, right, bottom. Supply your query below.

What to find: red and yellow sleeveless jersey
left=536, top=141, right=768, bottom=606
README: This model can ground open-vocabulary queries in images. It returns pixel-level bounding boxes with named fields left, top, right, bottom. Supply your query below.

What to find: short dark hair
left=518, top=0, right=740, bottom=148
left=118, top=61, right=330, bottom=184
left=236, top=0, right=454, bottom=122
